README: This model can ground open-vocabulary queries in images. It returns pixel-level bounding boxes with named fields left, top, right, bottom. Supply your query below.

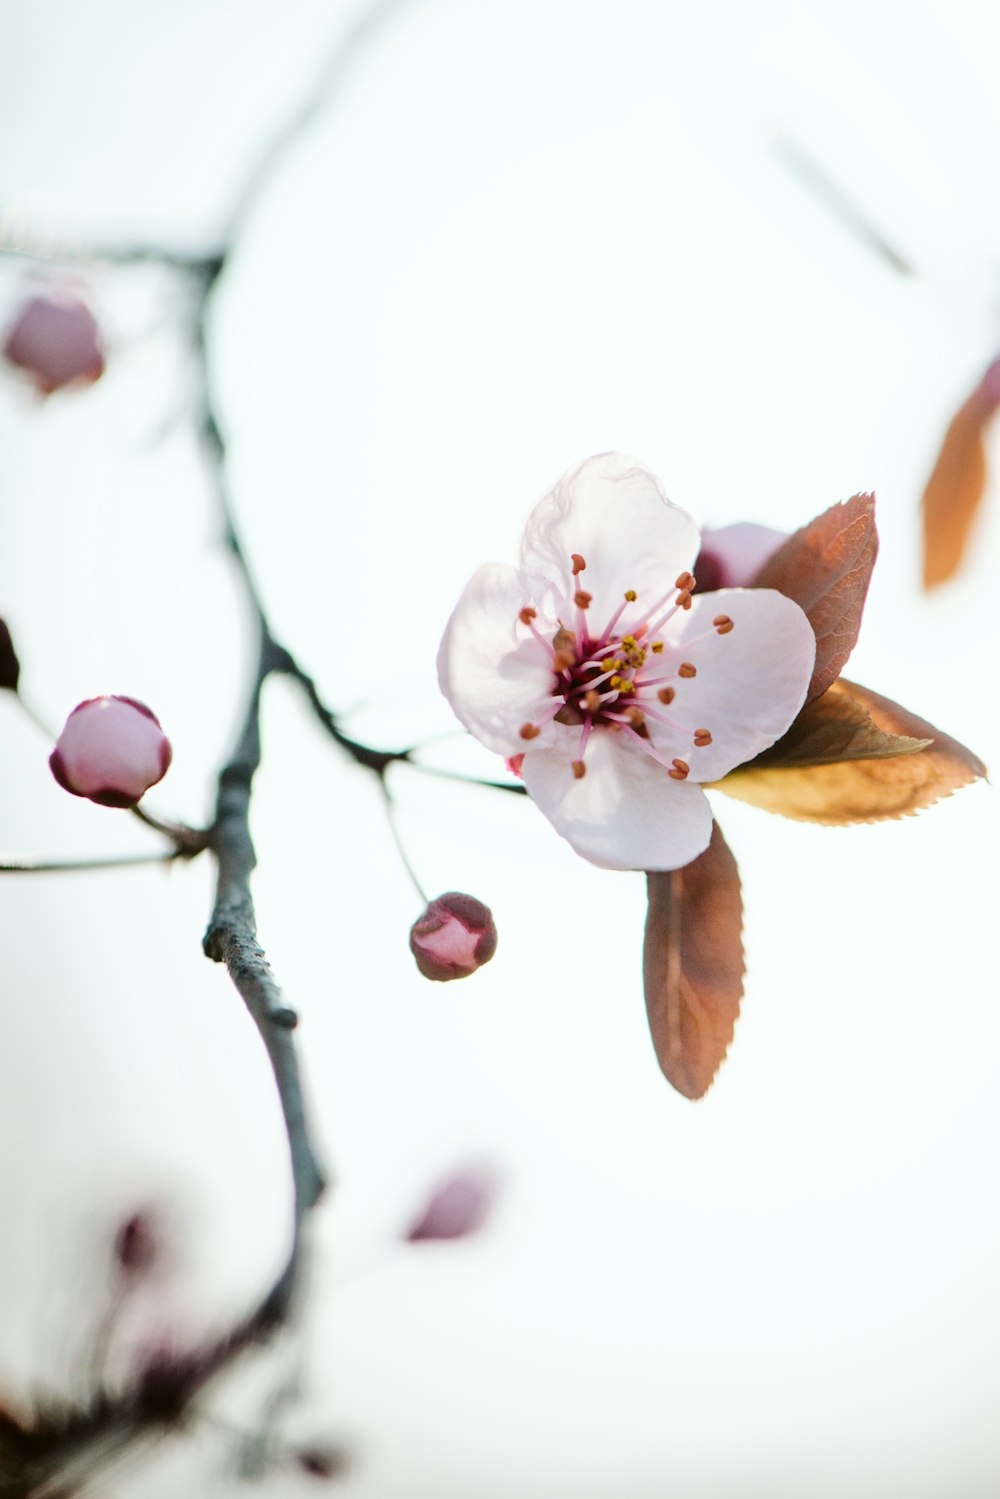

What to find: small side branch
left=202, top=647, right=327, bottom=1295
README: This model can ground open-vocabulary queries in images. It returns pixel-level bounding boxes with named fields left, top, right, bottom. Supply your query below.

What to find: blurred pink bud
left=50, top=695, right=172, bottom=807
left=409, top=892, right=497, bottom=981
left=114, top=1211, right=160, bottom=1280
left=3, top=290, right=105, bottom=394
left=0, top=618, right=19, bottom=692
left=695, top=522, right=788, bottom=591
left=405, top=1167, right=498, bottom=1242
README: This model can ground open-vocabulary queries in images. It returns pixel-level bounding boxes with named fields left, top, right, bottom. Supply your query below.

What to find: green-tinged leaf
left=643, top=822, right=744, bottom=1101
left=745, top=678, right=930, bottom=770
left=713, top=679, right=986, bottom=825
left=921, top=362, right=1000, bottom=589
left=752, top=492, right=877, bottom=703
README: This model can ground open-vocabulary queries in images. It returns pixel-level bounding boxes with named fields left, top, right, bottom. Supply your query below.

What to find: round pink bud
left=49, top=695, right=172, bottom=808
left=695, top=521, right=788, bottom=591
left=409, top=892, right=498, bottom=982
left=405, top=1167, right=498, bottom=1242
left=3, top=291, right=105, bottom=394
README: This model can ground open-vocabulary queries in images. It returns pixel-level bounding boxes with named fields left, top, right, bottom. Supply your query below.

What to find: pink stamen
left=596, top=599, right=631, bottom=647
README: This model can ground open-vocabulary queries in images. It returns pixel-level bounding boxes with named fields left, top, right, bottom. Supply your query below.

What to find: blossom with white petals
left=437, top=454, right=816, bottom=871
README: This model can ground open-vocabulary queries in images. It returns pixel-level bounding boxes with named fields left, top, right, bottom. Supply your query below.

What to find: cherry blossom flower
left=50, top=695, right=172, bottom=807
left=438, top=454, right=816, bottom=871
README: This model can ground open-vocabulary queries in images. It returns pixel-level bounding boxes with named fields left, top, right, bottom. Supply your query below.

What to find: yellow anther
left=651, top=641, right=664, bottom=654
left=624, top=589, right=637, bottom=602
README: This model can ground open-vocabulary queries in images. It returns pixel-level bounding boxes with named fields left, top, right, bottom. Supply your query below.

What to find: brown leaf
left=745, top=678, right=930, bottom=769
left=643, top=821, right=744, bottom=1100
left=751, top=492, right=877, bottom=703
left=921, top=359, right=1000, bottom=588
left=713, top=678, right=986, bottom=825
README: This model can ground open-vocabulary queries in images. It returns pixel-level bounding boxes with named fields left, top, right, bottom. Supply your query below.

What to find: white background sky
left=1, top=2, right=1000, bottom=1495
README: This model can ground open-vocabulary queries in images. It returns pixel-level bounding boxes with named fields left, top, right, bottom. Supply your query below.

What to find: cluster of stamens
left=516, top=554, right=735, bottom=782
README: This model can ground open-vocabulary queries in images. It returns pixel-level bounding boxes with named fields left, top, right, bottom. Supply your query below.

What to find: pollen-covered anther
left=693, top=728, right=713, bottom=747
left=519, top=722, right=541, bottom=740
left=668, top=758, right=690, bottom=781
left=574, top=590, right=592, bottom=609
left=571, top=759, right=587, bottom=779
left=657, top=686, right=676, bottom=705
left=678, top=662, right=697, bottom=679
left=518, top=606, right=537, bottom=625
left=571, top=553, right=587, bottom=575
left=624, top=589, right=637, bottom=602
left=582, top=689, right=602, bottom=713
left=651, top=641, right=664, bottom=654
left=713, top=614, right=734, bottom=635
left=675, top=571, right=695, bottom=592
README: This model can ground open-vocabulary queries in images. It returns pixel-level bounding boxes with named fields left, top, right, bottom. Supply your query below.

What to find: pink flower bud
left=3, top=290, right=105, bottom=394
left=50, top=695, right=172, bottom=808
left=405, top=1167, right=498, bottom=1242
left=0, top=618, right=20, bottom=692
left=695, top=521, right=788, bottom=591
left=409, top=892, right=497, bottom=982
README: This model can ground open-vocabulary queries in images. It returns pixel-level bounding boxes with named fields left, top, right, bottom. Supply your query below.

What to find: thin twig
left=0, top=851, right=184, bottom=874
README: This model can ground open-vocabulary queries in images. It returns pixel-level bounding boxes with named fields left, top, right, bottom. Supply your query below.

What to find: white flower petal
left=437, top=562, right=558, bottom=755
left=519, top=454, right=700, bottom=626
left=654, top=587, right=815, bottom=781
left=521, top=732, right=714, bottom=871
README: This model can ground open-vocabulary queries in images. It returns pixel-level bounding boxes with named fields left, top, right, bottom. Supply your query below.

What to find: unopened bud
left=405, top=1167, right=498, bottom=1242
left=0, top=618, right=20, bottom=692
left=409, top=892, right=497, bottom=982
left=695, top=522, right=788, bottom=590
left=3, top=290, right=105, bottom=394
left=50, top=695, right=172, bottom=808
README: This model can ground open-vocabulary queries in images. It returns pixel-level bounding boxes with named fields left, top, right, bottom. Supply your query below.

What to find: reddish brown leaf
left=643, top=822, right=744, bottom=1100
left=751, top=493, right=877, bottom=703
left=921, top=359, right=1000, bottom=588
left=713, top=678, right=986, bottom=825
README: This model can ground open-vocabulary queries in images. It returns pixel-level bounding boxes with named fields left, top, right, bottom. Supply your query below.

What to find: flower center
left=516, top=555, right=734, bottom=781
